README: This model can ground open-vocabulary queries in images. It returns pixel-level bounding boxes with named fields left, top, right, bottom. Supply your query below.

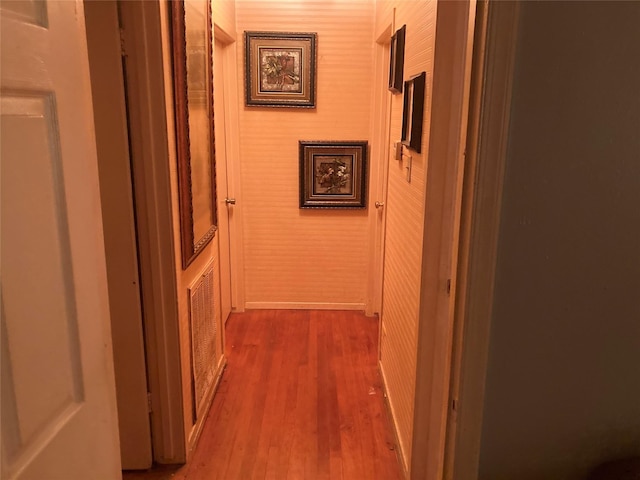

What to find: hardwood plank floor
left=124, top=310, right=401, bottom=480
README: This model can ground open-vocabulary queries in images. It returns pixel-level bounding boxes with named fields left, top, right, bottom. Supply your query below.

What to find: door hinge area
left=119, top=27, right=127, bottom=57
left=147, top=392, right=153, bottom=413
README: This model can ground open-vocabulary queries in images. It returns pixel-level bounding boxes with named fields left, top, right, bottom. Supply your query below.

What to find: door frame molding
left=213, top=23, right=246, bottom=314
left=409, top=1, right=478, bottom=478
left=442, top=2, right=520, bottom=478
left=84, top=0, right=153, bottom=469
left=366, top=23, right=393, bottom=317
left=119, top=0, right=186, bottom=463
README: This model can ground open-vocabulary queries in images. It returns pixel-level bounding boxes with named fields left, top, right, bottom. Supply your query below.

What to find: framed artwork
left=244, top=31, right=317, bottom=108
left=388, top=24, right=406, bottom=94
left=169, top=0, right=217, bottom=269
left=299, top=141, right=368, bottom=209
left=402, top=71, right=426, bottom=153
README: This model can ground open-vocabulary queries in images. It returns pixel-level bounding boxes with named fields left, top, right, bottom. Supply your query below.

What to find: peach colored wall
left=376, top=0, right=437, bottom=472
left=159, top=0, right=227, bottom=453
left=235, top=0, right=375, bottom=309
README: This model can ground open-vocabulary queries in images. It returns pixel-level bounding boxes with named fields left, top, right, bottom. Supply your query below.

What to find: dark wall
left=479, top=2, right=640, bottom=479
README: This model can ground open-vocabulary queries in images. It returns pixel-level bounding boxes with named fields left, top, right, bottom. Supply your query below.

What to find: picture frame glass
left=312, top=155, right=355, bottom=197
left=388, top=25, right=405, bottom=94
left=401, top=72, right=426, bottom=153
left=402, top=80, right=414, bottom=143
left=258, top=47, right=303, bottom=93
left=185, top=0, right=214, bottom=243
left=170, top=0, right=217, bottom=269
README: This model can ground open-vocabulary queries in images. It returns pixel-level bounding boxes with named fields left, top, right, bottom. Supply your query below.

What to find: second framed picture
left=244, top=31, right=317, bottom=108
left=299, top=141, right=368, bottom=209
left=402, top=71, right=426, bottom=153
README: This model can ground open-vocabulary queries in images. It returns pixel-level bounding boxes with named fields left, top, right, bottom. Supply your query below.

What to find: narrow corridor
left=126, top=310, right=402, bottom=479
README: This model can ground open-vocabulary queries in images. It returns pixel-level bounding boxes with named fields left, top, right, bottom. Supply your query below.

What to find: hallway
left=127, top=310, right=402, bottom=479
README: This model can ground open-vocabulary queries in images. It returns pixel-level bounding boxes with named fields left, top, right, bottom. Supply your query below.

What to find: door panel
left=2, top=93, right=85, bottom=466
left=214, top=39, right=232, bottom=324
left=371, top=39, right=392, bottom=317
left=1, top=1, right=121, bottom=478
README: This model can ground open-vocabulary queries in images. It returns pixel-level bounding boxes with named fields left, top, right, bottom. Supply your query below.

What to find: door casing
left=366, top=25, right=393, bottom=318
left=84, top=0, right=153, bottom=469
left=213, top=23, right=246, bottom=315
left=118, top=0, right=186, bottom=463
left=441, top=2, right=519, bottom=478
left=409, top=1, right=479, bottom=478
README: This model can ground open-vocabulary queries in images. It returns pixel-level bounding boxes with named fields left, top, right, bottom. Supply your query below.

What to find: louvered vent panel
left=189, top=263, right=216, bottom=414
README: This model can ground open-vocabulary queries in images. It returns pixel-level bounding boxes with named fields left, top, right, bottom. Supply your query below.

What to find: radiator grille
left=189, top=263, right=217, bottom=416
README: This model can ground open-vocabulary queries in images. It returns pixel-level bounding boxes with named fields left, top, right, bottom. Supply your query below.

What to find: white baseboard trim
left=244, top=302, right=366, bottom=311
left=379, top=360, right=409, bottom=479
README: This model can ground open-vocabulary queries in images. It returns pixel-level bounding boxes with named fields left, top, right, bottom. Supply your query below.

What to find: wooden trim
left=84, top=0, right=153, bottom=468
left=187, top=355, right=226, bottom=454
left=244, top=302, right=366, bottom=311
left=409, top=1, right=477, bottom=479
left=379, top=362, right=410, bottom=480
left=443, top=2, right=520, bottom=478
left=213, top=23, right=234, bottom=45
left=118, top=0, right=186, bottom=463
left=442, top=1, right=489, bottom=477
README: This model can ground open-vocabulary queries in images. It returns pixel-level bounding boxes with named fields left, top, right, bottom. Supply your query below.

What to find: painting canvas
left=313, top=155, right=354, bottom=196
left=299, top=141, right=367, bottom=209
left=245, top=31, right=317, bottom=107
left=259, top=48, right=302, bottom=92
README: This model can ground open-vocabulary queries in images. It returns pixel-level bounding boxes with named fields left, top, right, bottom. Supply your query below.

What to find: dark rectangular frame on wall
left=388, top=24, right=406, bottom=93
left=169, top=0, right=218, bottom=269
left=244, top=31, right=317, bottom=108
left=299, top=141, right=368, bottom=209
left=402, top=71, right=426, bottom=153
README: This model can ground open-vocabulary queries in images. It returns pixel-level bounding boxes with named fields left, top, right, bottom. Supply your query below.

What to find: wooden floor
left=125, top=310, right=402, bottom=480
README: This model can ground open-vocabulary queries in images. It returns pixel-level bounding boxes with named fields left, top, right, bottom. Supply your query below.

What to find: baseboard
left=188, top=354, right=227, bottom=454
left=244, top=301, right=366, bottom=311
left=379, top=361, right=410, bottom=480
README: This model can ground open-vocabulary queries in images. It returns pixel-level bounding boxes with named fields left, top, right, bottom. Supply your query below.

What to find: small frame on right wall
left=299, top=140, right=368, bottom=209
left=388, top=25, right=406, bottom=93
left=402, top=71, right=426, bottom=153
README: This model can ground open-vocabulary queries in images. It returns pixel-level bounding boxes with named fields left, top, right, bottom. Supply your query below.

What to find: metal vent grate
left=189, top=263, right=216, bottom=416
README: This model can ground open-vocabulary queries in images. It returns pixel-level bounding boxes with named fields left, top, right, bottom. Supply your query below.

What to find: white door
left=370, top=38, right=392, bottom=317
left=1, top=1, right=121, bottom=479
left=214, top=39, right=233, bottom=323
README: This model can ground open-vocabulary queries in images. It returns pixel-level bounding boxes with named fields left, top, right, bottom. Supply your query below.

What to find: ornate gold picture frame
left=170, top=0, right=217, bottom=269
left=245, top=31, right=317, bottom=108
left=299, top=141, right=368, bottom=209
